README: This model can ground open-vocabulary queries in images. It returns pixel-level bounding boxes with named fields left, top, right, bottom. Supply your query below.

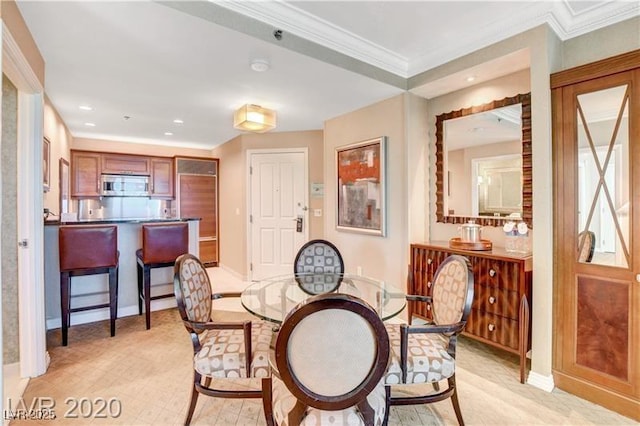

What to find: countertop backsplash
left=74, top=197, right=174, bottom=221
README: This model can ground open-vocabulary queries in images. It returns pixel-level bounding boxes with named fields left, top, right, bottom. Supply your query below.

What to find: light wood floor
left=12, top=268, right=637, bottom=425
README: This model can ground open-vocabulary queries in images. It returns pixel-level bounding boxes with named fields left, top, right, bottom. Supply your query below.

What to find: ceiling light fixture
left=233, top=104, right=276, bottom=133
left=250, top=59, right=270, bottom=72
left=79, top=105, right=93, bottom=111
left=466, top=75, right=476, bottom=82
left=164, top=132, right=173, bottom=136
left=84, top=122, right=96, bottom=127
left=173, top=119, right=184, bottom=124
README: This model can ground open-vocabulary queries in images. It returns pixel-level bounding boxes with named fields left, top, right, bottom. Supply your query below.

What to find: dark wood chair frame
left=389, top=255, right=474, bottom=426
left=173, top=253, right=262, bottom=425
left=293, top=239, right=345, bottom=295
left=137, top=257, right=178, bottom=329
left=262, top=293, right=391, bottom=426
left=578, top=230, right=596, bottom=263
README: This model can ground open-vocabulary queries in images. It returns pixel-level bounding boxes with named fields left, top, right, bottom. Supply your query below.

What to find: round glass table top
left=241, top=272, right=406, bottom=324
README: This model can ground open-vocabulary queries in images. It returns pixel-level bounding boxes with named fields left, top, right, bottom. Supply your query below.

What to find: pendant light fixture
left=233, top=104, right=276, bottom=133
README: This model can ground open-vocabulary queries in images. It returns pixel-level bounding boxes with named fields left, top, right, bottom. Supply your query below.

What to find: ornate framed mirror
left=435, top=92, right=532, bottom=227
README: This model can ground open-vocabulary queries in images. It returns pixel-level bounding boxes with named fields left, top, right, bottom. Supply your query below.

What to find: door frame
left=246, top=148, right=309, bottom=281
left=1, top=22, right=48, bottom=380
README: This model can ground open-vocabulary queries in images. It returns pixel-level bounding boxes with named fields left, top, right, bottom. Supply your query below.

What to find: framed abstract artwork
left=43, top=137, right=51, bottom=192
left=336, top=136, right=386, bottom=236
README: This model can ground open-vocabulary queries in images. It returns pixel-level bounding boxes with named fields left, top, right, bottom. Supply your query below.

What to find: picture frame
left=59, top=158, right=70, bottom=215
left=336, top=136, right=386, bottom=236
left=43, top=137, right=51, bottom=192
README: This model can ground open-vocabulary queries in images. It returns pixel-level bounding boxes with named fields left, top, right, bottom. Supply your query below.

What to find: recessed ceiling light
left=250, top=59, right=270, bottom=72
left=79, top=105, right=93, bottom=111
left=84, top=122, right=96, bottom=127
left=173, top=119, right=184, bottom=124
left=164, top=132, right=173, bottom=136
left=466, top=75, right=476, bottom=82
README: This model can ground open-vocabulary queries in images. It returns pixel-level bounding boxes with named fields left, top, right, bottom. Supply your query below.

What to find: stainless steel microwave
left=101, top=174, right=149, bottom=197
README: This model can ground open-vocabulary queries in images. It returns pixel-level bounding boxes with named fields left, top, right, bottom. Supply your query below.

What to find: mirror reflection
left=576, top=84, right=629, bottom=267
left=445, top=104, right=523, bottom=217
left=435, top=93, right=531, bottom=227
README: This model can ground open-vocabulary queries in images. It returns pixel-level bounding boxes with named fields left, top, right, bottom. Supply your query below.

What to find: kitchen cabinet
left=102, top=153, right=150, bottom=175
left=409, top=242, right=532, bottom=383
left=150, top=157, right=173, bottom=198
left=71, top=150, right=101, bottom=197
left=176, top=157, right=219, bottom=265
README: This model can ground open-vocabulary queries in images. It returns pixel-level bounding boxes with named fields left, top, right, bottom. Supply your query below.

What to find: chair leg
left=136, top=261, right=143, bottom=315
left=184, top=371, right=202, bottom=426
left=60, top=272, right=71, bottom=346
left=144, top=265, right=151, bottom=329
left=108, top=266, right=118, bottom=337
left=448, top=375, right=464, bottom=426
left=261, top=378, right=275, bottom=426
left=383, top=385, right=391, bottom=425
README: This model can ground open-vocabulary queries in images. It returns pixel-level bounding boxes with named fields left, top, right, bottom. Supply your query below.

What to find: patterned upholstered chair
left=261, top=293, right=390, bottom=426
left=578, top=230, right=596, bottom=263
left=173, top=254, right=273, bottom=425
left=384, top=255, right=474, bottom=425
left=293, top=239, right=345, bottom=295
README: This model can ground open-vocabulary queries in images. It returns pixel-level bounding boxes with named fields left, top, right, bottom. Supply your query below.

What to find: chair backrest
left=294, top=239, right=344, bottom=294
left=275, top=293, right=389, bottom=411
left=578, top=230, right=595, bottom=263
left=431, top=255, right=474, bottom=326
left=173, top=253, right=212, bottom=325
left=59, top=225, right=118, bottom=271
left=141, top=222, right=188, bottom=264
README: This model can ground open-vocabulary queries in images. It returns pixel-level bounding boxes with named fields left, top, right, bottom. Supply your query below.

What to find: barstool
left=136, top=222, right=188, bottom=329
left=59, top=225, right=119, bottom=346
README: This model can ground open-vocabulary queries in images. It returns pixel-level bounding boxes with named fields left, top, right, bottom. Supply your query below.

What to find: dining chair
left=173, top=253, right=273, bottom=425
left=384, top=254, right=474, bottom=426
left=293, top=239, right=345, bottom=295
left=578, top=230, right=596, bottom=263
left=261, top=293, right=390, bottom=426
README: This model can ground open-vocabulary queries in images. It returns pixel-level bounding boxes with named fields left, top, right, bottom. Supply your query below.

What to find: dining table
left=240, top=272, right=406, bottom=324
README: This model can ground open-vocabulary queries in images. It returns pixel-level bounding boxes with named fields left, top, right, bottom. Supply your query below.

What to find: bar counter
left=44, top=218, right=200, bottom=331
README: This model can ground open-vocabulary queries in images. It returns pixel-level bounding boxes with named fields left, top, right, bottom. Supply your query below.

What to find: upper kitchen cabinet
left=102, top=153, right=150, bottom=175
left=71, top=150, right=101, bottom=197
left=150, top=157, right=174, bottom=198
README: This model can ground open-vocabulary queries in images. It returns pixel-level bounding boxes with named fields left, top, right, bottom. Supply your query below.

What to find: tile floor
left=12, top=268, right=638, bottom=425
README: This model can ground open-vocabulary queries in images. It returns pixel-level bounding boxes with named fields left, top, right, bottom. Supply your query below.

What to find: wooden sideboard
left=409, top=242, right=533, bottom=383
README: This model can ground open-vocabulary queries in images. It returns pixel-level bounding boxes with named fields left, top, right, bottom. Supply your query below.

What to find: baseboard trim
left=527, top=371, right=555, bottom=392
left=216, top=263, right=247, bottom=281
left=45, top=299, right=177, bottom=330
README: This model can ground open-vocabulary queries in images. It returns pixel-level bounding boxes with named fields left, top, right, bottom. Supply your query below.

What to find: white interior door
left=249, top=150, right=308, bottom=280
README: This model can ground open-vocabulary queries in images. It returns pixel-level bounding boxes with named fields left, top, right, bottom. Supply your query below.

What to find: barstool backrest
left=59, top=225, right=118, bottom=271
left=140, top=222, right=188, bottom=264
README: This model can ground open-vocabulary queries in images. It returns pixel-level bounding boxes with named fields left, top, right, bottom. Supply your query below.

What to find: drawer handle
left=427, top=258, right=432, bottom=265
left=489, top=269, right=496, bottom=277
left=488, top=323, right=495, bottom=332
left=488, top=296, right=496, bottom=304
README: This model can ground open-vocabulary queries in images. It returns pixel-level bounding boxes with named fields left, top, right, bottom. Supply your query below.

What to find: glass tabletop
left=241, top=272, right=406, bottom=324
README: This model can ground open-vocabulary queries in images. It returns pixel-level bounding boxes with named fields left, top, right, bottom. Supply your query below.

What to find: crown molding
left=216, top=0, right=639, bottom=79
left=216, top=0, right=409, bottom=77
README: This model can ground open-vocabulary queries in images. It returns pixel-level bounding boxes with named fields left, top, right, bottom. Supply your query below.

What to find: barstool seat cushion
left=138, top=222, right=188, bottom=264
left=194, top=320, right=272, bottom=379
left=271, top=375, right=387, bottom=426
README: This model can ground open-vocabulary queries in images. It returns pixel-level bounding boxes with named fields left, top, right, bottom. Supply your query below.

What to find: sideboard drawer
left=467, top=309, right=519, bottom=351
left=473, top=285, right=520, bottom=319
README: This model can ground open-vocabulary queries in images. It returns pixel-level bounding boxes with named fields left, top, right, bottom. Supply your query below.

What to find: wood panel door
left=178, top=174, right=218, bottom=265
left=552, top=53, right=639, bottom=420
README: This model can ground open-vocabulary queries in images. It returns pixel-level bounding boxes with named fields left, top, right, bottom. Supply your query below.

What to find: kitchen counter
left=44, top=219, right=200, bottom=331
left=44, top=217, right=201, bottom=226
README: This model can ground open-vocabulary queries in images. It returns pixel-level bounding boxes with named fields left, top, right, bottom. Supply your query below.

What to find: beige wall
left=324, top=94, right=409, bottom=287
left=43, top=96, right=73, bottom=216
left=211, top=130, right=324, bottom=277
left=72, top=137, right=212, bottom=158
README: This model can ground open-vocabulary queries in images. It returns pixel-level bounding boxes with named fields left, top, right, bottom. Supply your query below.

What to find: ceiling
left=16, top=1, right=638, bottom=150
